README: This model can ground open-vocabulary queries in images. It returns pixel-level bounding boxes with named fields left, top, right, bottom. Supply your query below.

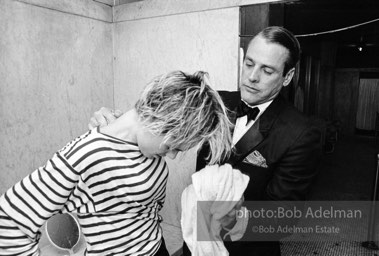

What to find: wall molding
left=113, top=0, right=295, bottom=22
left=93, top=0, right=114, bottom=6
left=12, top=0, right=297, bottom=24
left=14, top=0, right=113, bottom=22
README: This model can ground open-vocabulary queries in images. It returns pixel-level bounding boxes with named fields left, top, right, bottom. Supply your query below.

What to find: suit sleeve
left=0, top=152, right=80, bottom=255
left=264, top=124, right=322, bottom=201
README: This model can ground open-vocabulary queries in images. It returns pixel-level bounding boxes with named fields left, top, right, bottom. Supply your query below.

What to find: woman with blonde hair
left=0, top=71, right=233, bottom=256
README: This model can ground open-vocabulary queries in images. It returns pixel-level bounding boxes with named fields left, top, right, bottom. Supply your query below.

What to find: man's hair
left=257, top=26, right=301, bottom=76
left=135, top=70, right=233, bottom=164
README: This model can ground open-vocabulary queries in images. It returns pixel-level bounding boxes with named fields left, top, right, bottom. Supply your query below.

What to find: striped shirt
left=0, top=128, right=169, bottom=256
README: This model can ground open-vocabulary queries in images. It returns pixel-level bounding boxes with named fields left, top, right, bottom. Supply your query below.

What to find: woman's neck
left=99, top=109, right=140, bottom=143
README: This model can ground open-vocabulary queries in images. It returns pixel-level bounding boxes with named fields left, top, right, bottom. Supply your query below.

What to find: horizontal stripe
left=0, top=129, right=167, bottom=255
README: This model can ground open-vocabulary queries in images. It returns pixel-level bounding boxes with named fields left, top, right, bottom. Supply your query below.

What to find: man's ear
left=283, top=68, right=295, bottom=87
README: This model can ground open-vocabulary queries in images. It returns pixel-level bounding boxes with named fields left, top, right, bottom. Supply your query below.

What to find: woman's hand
left=219, top=196, right=244, bottom=230
left=88, top=107, right=123, bottom=130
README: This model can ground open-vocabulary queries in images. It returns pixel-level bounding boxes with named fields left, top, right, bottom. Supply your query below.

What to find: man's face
left=240, top=35, right=294, bottom=106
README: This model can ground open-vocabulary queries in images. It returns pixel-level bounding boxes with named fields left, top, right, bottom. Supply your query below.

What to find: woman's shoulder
left=58, top=128, right=137, bottom=161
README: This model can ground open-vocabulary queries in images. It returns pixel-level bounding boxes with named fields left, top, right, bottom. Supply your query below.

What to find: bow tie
left=236, top=101, right=260, bottom=125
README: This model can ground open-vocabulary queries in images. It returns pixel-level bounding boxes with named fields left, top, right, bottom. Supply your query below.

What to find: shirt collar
left=241, top=99, right=273, bottom=118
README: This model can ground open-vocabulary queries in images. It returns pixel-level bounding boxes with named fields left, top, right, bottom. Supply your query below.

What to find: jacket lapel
left=227, top=95, right=285, bottom=167
left=258, top=95, right=284, bottom=136
left=228, top=120, right=263, bottom=166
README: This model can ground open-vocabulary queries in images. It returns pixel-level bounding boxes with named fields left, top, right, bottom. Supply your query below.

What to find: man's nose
left=166, top=150, right=179, bottom=159
left=248, top=66, right=260, bottom=82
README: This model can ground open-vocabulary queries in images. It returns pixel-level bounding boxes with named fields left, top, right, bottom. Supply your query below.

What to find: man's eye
left=245, top=61, right=254, bottom=67
left=263, top=69, right=274, bottom=75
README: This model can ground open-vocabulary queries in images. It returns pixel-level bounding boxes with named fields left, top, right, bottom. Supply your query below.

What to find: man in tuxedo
left=89, top=26, right=322, bottom=256
left=190, top=26, right=323, bottom=256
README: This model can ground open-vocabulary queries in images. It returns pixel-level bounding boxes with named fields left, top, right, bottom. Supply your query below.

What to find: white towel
left=181, top=164, right=250, bottom=256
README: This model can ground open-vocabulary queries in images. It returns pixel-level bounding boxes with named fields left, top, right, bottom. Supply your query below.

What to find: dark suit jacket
left=184, top=91, right=323, bottom=256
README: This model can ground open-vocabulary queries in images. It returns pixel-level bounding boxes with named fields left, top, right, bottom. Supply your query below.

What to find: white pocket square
left=243, top=150, right=268, bottom=168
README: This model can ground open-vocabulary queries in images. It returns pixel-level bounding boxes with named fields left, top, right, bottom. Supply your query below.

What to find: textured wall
left=113, top=8, right=240, bottom=109
left=0, top=0, right=114, bottom=194
left=1, top=1, right=245, bottom=253
left=113, top=7, right=240, bottom=253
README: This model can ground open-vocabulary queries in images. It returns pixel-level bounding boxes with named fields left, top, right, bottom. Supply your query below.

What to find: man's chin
left=241, top=93, right=259, bottom=106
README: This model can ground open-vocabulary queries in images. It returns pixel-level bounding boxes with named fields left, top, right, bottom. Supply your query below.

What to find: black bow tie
left=236, top=101, right=260, bottom=125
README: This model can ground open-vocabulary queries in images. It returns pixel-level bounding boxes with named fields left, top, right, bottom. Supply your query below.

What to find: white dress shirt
left=232, top=100, right=273, bottom=146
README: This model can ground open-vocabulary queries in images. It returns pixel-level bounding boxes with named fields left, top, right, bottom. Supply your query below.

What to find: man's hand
left=219, top=196, right=244, bottom=230
left=88, top=107, right=123, bottom=130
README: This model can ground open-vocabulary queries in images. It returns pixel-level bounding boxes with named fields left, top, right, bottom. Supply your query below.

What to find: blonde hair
left=135, top=70, right=233, bottom=164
